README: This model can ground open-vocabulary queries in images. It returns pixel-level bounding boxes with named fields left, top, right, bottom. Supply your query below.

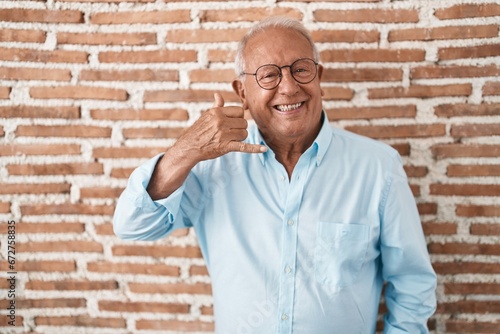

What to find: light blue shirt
left=114, top=113, right=437, bottom=334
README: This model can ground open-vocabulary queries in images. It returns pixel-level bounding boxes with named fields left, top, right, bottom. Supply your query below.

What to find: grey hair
left=234, top=16, right=319, bottom=76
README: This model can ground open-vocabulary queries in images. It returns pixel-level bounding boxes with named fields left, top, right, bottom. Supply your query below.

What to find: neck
left=263, top=122, right=322, bottom=180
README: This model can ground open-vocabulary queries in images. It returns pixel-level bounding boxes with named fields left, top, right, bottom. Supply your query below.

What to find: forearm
left=147, top=144, right=198, bottom=200
left=113, top=154, right=187, bottom=241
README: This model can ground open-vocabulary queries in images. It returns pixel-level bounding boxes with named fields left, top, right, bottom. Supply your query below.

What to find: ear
left=317, top=64, right=325, bottom=97
left=232, top=79, right=249, bottom=110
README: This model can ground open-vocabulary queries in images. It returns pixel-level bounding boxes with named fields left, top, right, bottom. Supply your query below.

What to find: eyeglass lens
left=256, top=58, right=317, bottom=89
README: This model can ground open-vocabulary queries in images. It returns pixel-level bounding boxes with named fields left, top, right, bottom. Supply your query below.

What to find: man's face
left=233, top=27, right=324, bottom=146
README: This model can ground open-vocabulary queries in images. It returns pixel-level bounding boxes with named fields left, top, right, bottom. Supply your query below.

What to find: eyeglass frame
left=239, top=58, right=319, bottom=90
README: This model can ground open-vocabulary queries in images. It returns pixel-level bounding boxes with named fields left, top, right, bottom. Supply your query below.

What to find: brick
left=99, top=49, right=197, bottom=63
left=0, top=202, right=10, bottom=213
left=129, top=282, right=212, bottom=295
left=445, top=283, right=500, bottom=295
left=17, top=125, right=111, bottom=138
left=93, top=147, right=165, bottom=159
left=144, top=89, right=239, bottom=103
left=439, top=300, right=500, bottom=314
left=412, top=65, right=500, bottom=79
left=452, top=123, right=500, bottom=138
left=320, top=49, right=425, bottom=63
left=446, top=320, right=500, bottom=334
left=112, top=245, right=202, bottom=258
left=0, top=183, right=70, bottom=195
left=432, top=144, right=500, bottom=159
left=430, top=183, right=500, bottom=196
left=190, top=265, right=209, bottom=276
left=65, top=0, right=154, bottom=2
left=122, top=127, right=186, bottom=139
left=422, top=222, right=457, bottom=235
left=18, top=241, right=103, bottom=253
left=314, top=9, right=419, bottom=23
left=0, top=48, right=88, bottom=63
left=433, top=262, right=500, bottom=275
left=435, top=4, right=500, bottom=20
left=0, top=106, right=79, bottom=118
left=404, top=165, right=428, bottom=178
left=279, top=0, right=381, bottom=1
left=457, top=205, right=500, bottom=217
left=0, top=9, right=83, bottom=23
left=200, top=7, right=302, bottom=22
left=167, top=28, right=246, bottom=43
left=95, top=223, right=114, bottom=235
left=369, top=84, right=472, bottom=99
left=201, top=306, right=213, bottom=315
left=0, top=29, right=46, bottom=43
left=0, top=87, right=11, bottom=98
left=311, top=29, right=379, bottom=43
left=110, top=167, right=134, bottom=178
left=30, top=86, right=128, bottom=101
left=35, top=316, right=125, bottom=328
left=417, top=203, right=437, bottom=215
left=7, top=162, right=104, bottom=175
left=435, top=103, right=500, bottom=117
left=90, top=10, right=190, bottom=25
left=90, top=108, right=188, bottom=121
left=208, top=49, right=236, bottom=63
left=81, top=69, right=178, bottom=82
left=99, top=300, right=189, bottom=313
left=322, top=87, right=354, bottom=101
left=87, top=261, right=180, bottom=276
left=0, top=261, right=76, bottom=272
left=392, top=143, right=410, bottom=156
left=327, top=105, right=416, bottom=120
left=0, top=316, right=23, bottom=326
left=439, top=44, right=500, bottom=61
left=21, top=204, right=114, bottom=216
left=0, top=222, right=84, bottom=234
left=448, top=164, right=500, bottom=177
left=471, top=223, right=500, bottom=236
left=345, top=124, right=445, bottom=139
left=0, top=144, right=80, bottom=156
left=389, top=25, right=498, bottom=41
left=429, top=242, right=500, bottom=255
left=189, top=69, right=235, bottom=83
left=57, top=32, right=156, bottom=46
left=16, top=298, right=85, bottom=309
left=136, top=319, right=214, bottom=332
left=483, top=81, right=500, bottom=96
left=80, top=187, right=124, bottom=199
left=322, top=68, right=402, bottom=82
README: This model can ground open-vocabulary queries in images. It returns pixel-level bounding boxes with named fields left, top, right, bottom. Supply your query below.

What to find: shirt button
left=281, top=313, right=289, bottom=320
left=280, top=175, right=286, bottom=181
left=287, top=219, right=294, bottom=226
left=284, top=266, right=292, bottom=274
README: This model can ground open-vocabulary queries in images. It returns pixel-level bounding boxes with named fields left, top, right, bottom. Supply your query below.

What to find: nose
left=278, top=68, right=300, bottom=95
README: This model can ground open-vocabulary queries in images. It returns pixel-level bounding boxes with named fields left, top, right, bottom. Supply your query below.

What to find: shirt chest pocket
left=314, top=222, right=370, bottom=288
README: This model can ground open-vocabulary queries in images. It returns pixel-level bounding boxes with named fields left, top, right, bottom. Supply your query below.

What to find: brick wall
left=0, top=0, right=499, bottom=333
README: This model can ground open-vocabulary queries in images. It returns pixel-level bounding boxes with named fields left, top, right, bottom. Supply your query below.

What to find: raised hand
left=175, top=93, right=267, bottom=164
left=147, top=93, right=266, bottom=200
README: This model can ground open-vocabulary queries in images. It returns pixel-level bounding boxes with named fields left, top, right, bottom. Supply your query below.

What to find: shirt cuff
left=123, top=153, right=185, bottom=224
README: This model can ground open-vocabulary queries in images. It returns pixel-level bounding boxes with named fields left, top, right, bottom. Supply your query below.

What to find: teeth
left=276, top=102, right=302, bottom=112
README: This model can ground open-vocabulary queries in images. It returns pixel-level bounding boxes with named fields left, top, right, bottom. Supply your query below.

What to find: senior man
left=114, top=16, right=437, bottom=334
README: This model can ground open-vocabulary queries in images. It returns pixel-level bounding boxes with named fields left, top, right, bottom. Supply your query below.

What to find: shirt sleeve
left=113, top=153, right=201, bottom=241
left=380, top=154, right=437, bottom=334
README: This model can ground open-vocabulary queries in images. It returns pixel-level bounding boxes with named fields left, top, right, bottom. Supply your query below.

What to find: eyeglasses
left=240, top=58, right=319, bottom=90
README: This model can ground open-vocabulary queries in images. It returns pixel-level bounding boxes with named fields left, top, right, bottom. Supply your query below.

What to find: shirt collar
left=253, top=111, right=332, bottom=166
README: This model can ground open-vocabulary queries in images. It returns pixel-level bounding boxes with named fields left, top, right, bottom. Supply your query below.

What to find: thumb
left=212, top=93, right=224, bottom=108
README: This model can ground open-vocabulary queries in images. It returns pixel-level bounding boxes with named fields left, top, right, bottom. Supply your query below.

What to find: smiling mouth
left=274, top=102, right=304, bottom=112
